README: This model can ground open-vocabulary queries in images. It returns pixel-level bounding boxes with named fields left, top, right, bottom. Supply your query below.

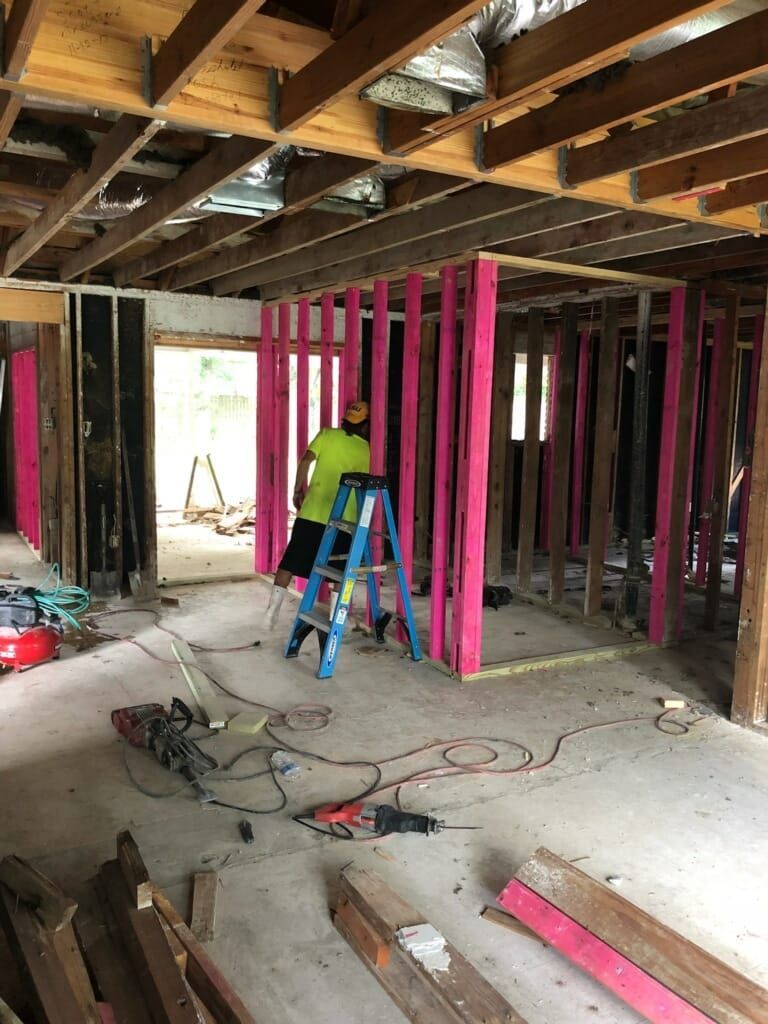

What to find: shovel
left=122, top=428, right=144, bottom=598
left=90, top=495, right=119, bottom=597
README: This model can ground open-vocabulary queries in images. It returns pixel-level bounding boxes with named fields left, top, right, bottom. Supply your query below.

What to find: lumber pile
left=495, top=847, right=768, bottom=1024
left=0, top=832, right=253, bottom=1024
left=334, top=866, right=529, bottom=1024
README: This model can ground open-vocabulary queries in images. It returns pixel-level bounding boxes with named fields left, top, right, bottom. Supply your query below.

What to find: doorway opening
left=154, top=339, right=258, bottom=583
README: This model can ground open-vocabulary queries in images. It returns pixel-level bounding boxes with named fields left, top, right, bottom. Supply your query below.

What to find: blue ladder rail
left=284, top=473, right=422, bottom=679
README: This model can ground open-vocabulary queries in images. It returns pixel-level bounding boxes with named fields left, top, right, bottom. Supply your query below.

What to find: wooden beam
left=0, top=855, right=77, bottom=932
left=486, top=312, right=515, bottom=584
left=703, top=171, right=768, bottom=216
left=175, top=173, right=467, bottom=294
left=99, top=861, right=199, bottom=1024
left=507, top=848, right=768, bottom=1024
left=189, top=872, right=217, bottom=943
left=59, top=135, right=277, bottom=281
left=247, top=186, right=556, bottom=299
left=152, top=884, right=256, bottom=1024
left=150, top=1, right=267, bottom=108
left=481, top=8, right=768, bottom=172
left=636, top=136, right=768, bottom=202
left=331, top=0, right=367, bottom=38
left=0, top=885, right=88, bottom=1024
left=4, top=0, right=50, bottom=80
left=705, top=291, right=739, bottom=630
left=584, top=299, right=619, bottom=617
left=649, top=287, right=701, bottom=643
left=4, top=116, right=161, bottom=276
left=388, top=0, right=733, bottom=155
left=396, top=273, right=422, bottom=643
left=0, top=94, right=22, bottom=151
left=275, top=0, right=490, bottom=131
left=565, top=84, right=768, bottom=187
left=548, top=304, right=578, bottom=605
left=516, top=308, right=544, bottom=592
left=733, top=302, right=768, bottom=726
left=116, top=830, right=152, bottom=910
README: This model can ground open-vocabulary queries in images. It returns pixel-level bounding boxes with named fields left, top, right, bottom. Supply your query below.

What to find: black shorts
left=278, top=517, right=351, bottom=579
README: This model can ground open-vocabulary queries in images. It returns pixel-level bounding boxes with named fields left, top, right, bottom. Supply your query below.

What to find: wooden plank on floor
left=0, top=856, right=77, bottom=933
left=486, top=312, right=516, bottom=584
left=189, top=873, right=217, bottom=944
left=99, top=861, right=199, bottom=1024
left=509, top=848, right=768, bottom=1024
left=170, top=638, right=228, bottom=729
left=414, top=320, right=436, bottom=565
left=339, top=867, right=529, bottom=1023
left=516, top=309, right=544, bottom=592
left=51, top=924, right=101, bottom=1023
left=549, top=304, right=579, bottom=605
left=584, top=298, right=620, bottom=617
left=152, top=885, right=256, bottom=1024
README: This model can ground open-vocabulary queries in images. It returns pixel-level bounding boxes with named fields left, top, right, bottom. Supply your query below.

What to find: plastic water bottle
left=271, top=750, right=301, bottom=780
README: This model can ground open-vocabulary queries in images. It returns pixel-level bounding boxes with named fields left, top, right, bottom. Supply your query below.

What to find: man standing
left=264, top=401, right=370, bottom=629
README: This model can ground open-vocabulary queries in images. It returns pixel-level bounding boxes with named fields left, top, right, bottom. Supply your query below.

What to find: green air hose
left=32, top=563, right=90, bottom=629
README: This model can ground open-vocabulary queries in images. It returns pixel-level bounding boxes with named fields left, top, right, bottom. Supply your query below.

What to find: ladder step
left=298, top=611, right=331, bottom=632
left=328, top=518, right=356, bottom=534
left=315, top=565, right=347, bottom=582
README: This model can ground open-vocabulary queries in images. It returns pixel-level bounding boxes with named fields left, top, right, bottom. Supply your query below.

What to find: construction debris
left=0, top=830, right=255, bottom=1024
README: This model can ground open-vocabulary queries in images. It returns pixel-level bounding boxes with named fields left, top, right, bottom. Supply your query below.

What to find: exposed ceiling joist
left=258, top=197, right=625, bottom=302
left=703, top=172, right=768, bottom=215
left=481, top=7, right=768, bottom=172
left=221, top=184, right=549, bottom=296
left=384, top=0, right=734, bottom=156
left=0, top=93, right=22, bottom=150
left=635, top=136, right=768, bottom=202
left=4, top=116, right=162, bottom=276
left=150, top=0, right=268, bottom=108
left=564, top=83, right=768, bottom=186
left=274, top=0, right=490, bottom=131
left=59, top=136, right=277, bottom=282
left=4, top=0, right=50, bottom=80
left=184, top=172, right=471, bottom=294
left=113, top=153, right=377, bottom=287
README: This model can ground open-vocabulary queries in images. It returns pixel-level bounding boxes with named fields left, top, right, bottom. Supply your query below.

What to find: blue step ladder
left=284, top=473, right=422, bottom=679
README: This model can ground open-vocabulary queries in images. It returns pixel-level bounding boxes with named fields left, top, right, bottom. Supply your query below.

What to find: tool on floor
left=238, top=820, right=255, bottom=844
left=284, top=473, right=422, bottom=679
left=171, top=637, right=229, bottom=730
left=121, top=427, right=144, bottom=598
left=0, top=586, right=64, bottom=671
left=111, top=698, right=218, bottom=803
left=305, top=802, right=479, bottom=839
left=90, top=487, right=119, bottom=597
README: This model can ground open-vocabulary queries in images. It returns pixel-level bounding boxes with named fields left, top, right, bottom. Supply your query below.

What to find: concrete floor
left=157, top=517, right=255, bottom=582
left=1, top=530, right=767, bottom=1023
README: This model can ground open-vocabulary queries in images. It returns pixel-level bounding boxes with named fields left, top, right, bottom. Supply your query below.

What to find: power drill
left=313, top=802, right=456, bottom=837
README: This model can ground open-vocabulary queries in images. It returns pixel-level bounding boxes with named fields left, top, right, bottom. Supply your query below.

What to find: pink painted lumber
left=320, top=292, right=334, bottom=429
left=450, top=258, right=499, bottom=677
left=396, top=272, right=423, bottom=644
left=569, top=329, right=590, bottom=556
left=336, top=347, right=346, bottom=426
left=648, top=288, right=686, bottom=646
left=695, top=316, right=725, bottom=587
left=735, top=314, right=765, bottom=597
left=678, top=291, right=705, bottom=631
left=539, top=329, right=560, bottom=550
left=430, top=265, right=458, bottom=663
left=368, top=281, right=389, bottom=621
left=296, top=299, right=310, bottom=461
left=273, top=303, right=291, bottom=565
left=498, top=881, right=713, bottom=1024
left=344, top=287, right=361, bottom=410
left=255, top=306, right=275, bottom=573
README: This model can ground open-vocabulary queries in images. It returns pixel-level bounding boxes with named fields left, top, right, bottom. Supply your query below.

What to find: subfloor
left=0, top=531, right=766, bottom=1023
left=157, top=513, right=255, bottom=582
